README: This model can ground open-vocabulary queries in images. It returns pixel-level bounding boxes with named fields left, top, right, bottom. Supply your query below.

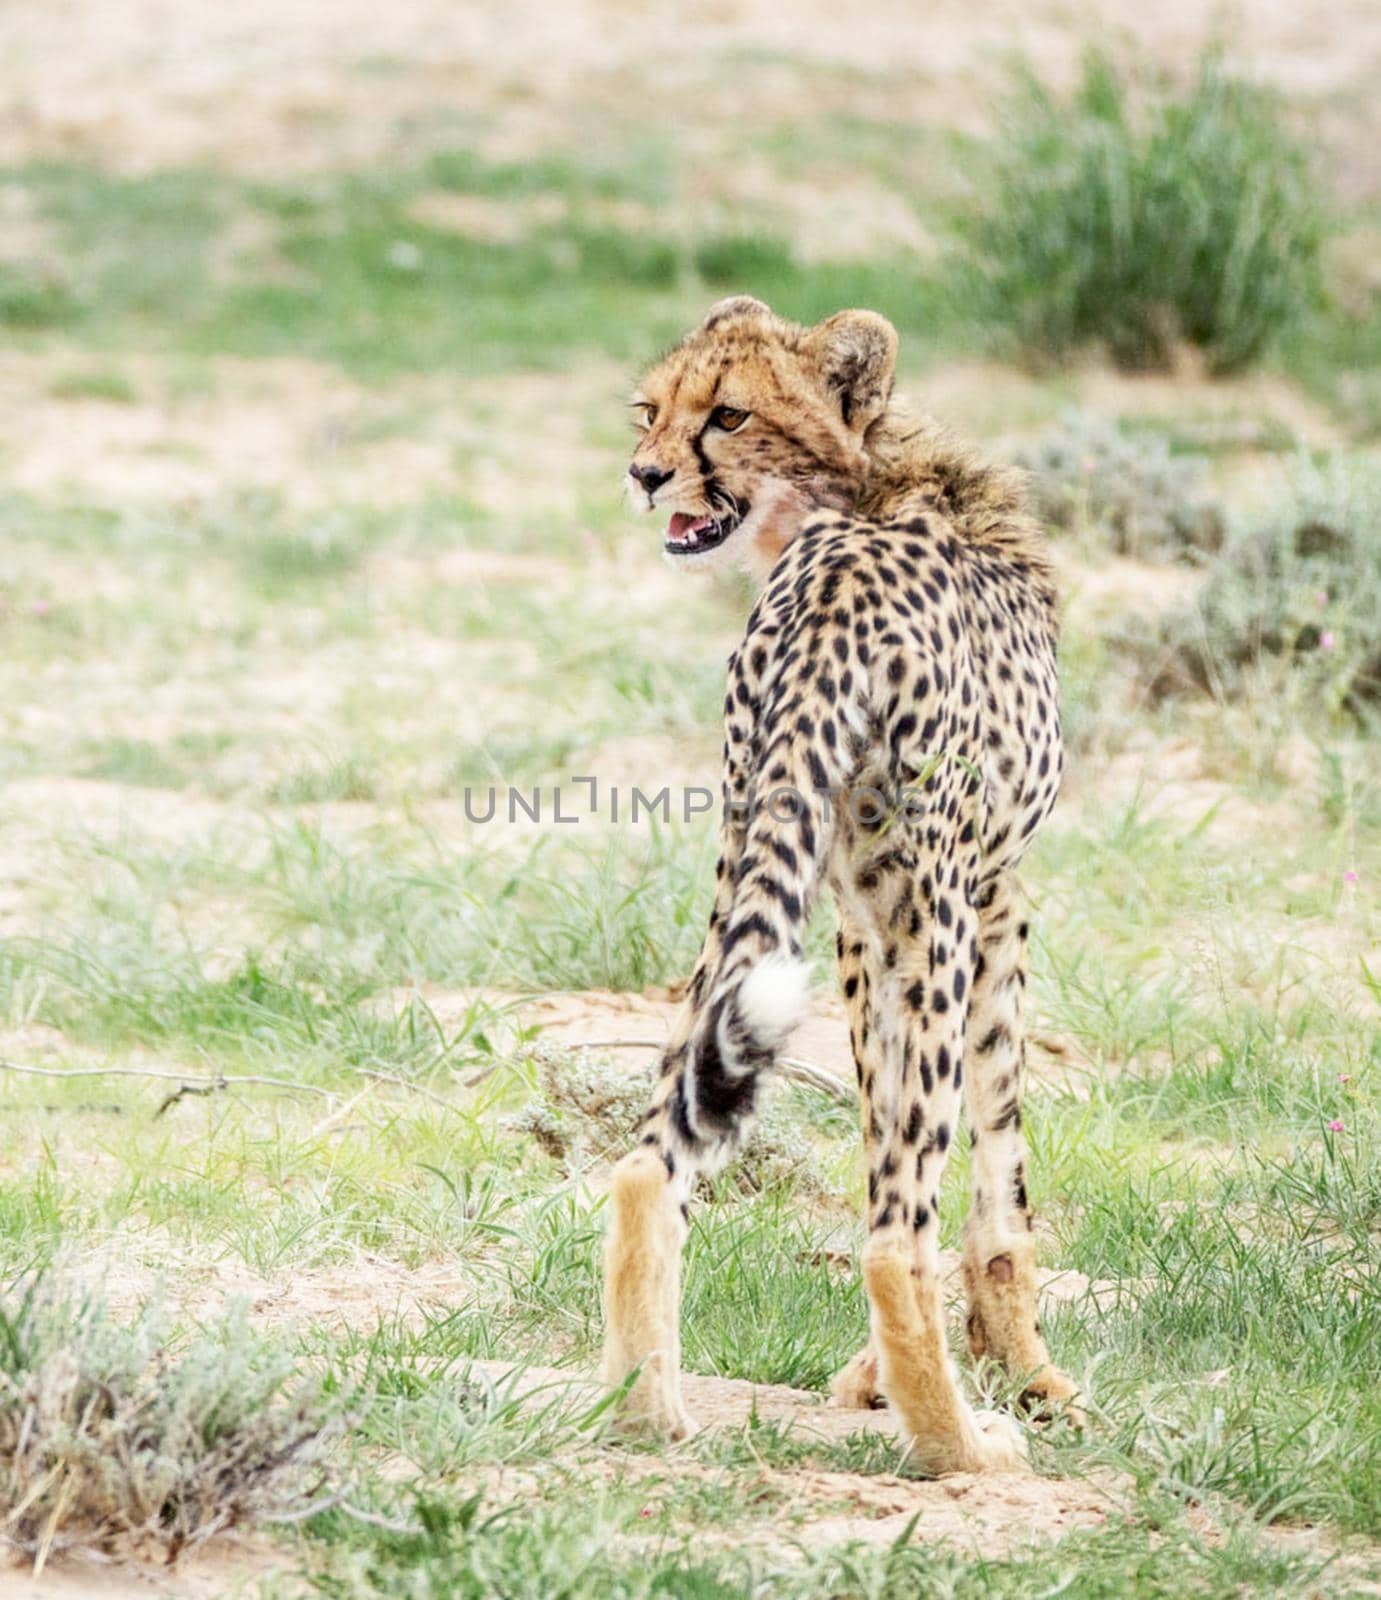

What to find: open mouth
left=664, top=507, right=745, bottom=556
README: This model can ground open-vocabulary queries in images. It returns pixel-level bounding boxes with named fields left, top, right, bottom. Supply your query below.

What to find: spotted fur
left=603, top=298, right=1081, bottom=1472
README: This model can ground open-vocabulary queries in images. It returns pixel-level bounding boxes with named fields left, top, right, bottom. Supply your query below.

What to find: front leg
left=962, top=870, right=1082, bottom=1421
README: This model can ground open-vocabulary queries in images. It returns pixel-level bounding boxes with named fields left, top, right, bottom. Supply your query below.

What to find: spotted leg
left=853, top=855, right=1026, bottom=1474
left=961, top=868, right=1082, bottom=1422
left=828, top=911, right=883, bottom=1409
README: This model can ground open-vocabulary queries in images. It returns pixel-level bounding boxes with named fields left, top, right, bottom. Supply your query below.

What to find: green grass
left=0, top=54, right=1367, bottom=411
left=0, top=157, right=965, bottom=378
left=300, top=1498, right=1335, bottom=1599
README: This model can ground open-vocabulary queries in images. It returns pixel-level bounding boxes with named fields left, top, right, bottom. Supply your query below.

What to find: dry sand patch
left=0, top=355, right=626, bottom=515
left=916, top=358, right=1345, bottom=452
left=92, top=1247, right=470, bottom=1335
left=0, top=1542, right=281, bottom=1600
left=0, top=355, right=456, bottom=510
left=468, top=1360, right=1115, bottom=1554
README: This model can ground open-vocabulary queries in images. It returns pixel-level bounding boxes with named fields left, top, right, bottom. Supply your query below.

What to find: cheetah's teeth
left=665, top=507, right=743, bottom=556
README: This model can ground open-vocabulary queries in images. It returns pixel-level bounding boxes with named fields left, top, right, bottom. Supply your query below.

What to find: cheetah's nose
left=630, top=463, right=673, bottom=496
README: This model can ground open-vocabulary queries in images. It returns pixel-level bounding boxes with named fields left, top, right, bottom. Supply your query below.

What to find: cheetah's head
left=626, top=296, right=898, bottom=575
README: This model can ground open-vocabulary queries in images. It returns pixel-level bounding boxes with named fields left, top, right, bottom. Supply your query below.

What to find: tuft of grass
left=958, top=51, right=1325, bottom=373
left=232, top=516, right=365, bottom=597
left=0, top=1281, right=335, bottom=1563
left=0, top=262, right=80, bottom=330
left=694, top=232, right=798, bottom=287
left=78, top=737, right=190, bottom=790
left=505, top=1049, right=846, bottom=1204
left=269, top=756, right=382, bottom=806
left=47, top=368, right=138, bottom=403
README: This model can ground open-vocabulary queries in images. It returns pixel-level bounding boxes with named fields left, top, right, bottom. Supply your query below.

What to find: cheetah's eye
left=711, top=405, right=750, bottom=432
left=632, top=401, right=657, bottom=429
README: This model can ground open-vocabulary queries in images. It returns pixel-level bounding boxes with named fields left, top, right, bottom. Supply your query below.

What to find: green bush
left=959, top=52, right=1325, bottom=373
left=1151, top=455, right=1381, bottom=712
left=1017, top=412, right=1224, bottom=557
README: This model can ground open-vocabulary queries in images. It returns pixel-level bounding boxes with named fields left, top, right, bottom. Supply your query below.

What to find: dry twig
left=0, top=1059, right=334, bottom=1106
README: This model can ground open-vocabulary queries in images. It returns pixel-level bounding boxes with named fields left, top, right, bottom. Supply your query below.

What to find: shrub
left=506, top=1047, right=834, bottom=1198
left=693, top=231, right=796, bottom=288
left=0, top=1282, right=336, bottom=1562
left=959, top=51, right=1325, bottom=373
left=1017, top=412, right=1224, bottom=557
left=1151, top=455, right=1381, bottom=712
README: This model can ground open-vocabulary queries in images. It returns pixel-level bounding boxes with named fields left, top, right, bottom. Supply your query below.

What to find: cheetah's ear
left=700, top=295, right=772, bottom=330
left=806, top=309, right=898, bottom=432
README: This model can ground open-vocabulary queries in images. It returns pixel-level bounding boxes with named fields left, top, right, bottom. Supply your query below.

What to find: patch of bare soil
left=1070, top=737, right=1300, bottom=845
left=407, top=189, right=657, bottom=244
left=1073, top=361, right=1345, bottom=450
left=1054, top=550, right=1204, bottom=627
left=0, top=355, right=626, bottom=516
left=470, top=1360, right=1114, bottom=1554
left=0, top=355, right=455, bottom=510
left=708, top=160, right=940, bottom=263
left=92, top=1247, right=469, bottom=1335
left=0, top=1537, right=281, bottom=1600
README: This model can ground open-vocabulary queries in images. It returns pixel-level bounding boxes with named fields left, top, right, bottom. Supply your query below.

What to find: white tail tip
left=736, top=955, right=811, bottom=1047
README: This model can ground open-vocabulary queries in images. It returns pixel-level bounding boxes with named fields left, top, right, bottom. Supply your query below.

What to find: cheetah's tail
left=715, top=951, right=810, bottom=1065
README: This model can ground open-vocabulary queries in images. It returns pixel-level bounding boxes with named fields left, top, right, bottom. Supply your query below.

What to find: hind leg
left=828, top=913, right=884, bottom=1409
left=962, top=869, right=1081, bottom=1420
left=855, top=872, right=1026, bottom=1474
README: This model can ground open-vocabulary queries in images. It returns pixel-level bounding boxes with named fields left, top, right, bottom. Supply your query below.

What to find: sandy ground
left=0, top=1541, right=282, bottom=1600
left=3, top=0, right=1379, bottom=195
left=0, top=1362, right=1109, bottom=1596
left=0, top=355, right=623, bottom=513
left=469, top=1359, right=1116, bottom=1555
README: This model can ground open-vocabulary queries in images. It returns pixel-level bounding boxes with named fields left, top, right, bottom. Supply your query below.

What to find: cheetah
left=601, top=296, right=1081, bottom=1475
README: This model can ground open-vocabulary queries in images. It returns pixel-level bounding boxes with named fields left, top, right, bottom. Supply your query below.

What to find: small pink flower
left=1339, top=1074, right=1352, bottom=1084
left=30, top=600, right=49, bottom=617
left=1328, top=1119, right=1345, bottom=1133
left=1319, top=631, right=1336, bottom=651
left=1343, top=870, right=1359, bottom=885
left=1080, top=457, right=1096, bottom=475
